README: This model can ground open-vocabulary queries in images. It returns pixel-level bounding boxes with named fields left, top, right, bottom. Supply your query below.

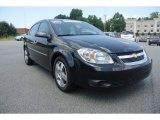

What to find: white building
left=125, top=17, right=160, bottom=34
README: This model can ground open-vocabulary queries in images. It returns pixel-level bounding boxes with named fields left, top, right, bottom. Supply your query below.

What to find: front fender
left=49, top=46, right=75, bottom=69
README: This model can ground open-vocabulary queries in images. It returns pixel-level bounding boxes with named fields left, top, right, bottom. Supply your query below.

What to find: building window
left=157, top=24, right=160, bottom=27
left=144, top=30, right=147, bottom=32
left=137, top=30, right=139, bottom=32
left=144, top=25, right=147, bottom=27
left=157, top=29, right=159, bottom=32
left=151, top=30, right=153, bottom=32
left=151, top=25, right=154, bottom=27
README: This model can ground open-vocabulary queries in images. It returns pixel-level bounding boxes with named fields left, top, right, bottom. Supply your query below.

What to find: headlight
left=77, top=48, right=114, bottom=64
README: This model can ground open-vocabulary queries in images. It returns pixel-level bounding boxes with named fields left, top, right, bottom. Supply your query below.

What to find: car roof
left=38, top=19, right=83, bottom=23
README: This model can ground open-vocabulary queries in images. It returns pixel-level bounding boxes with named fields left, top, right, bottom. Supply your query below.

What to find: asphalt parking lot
left=0, top=40, right=160, bottom=113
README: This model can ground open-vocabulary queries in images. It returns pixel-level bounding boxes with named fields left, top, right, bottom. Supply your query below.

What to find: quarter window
left=29, top=23, right=40, bottom=36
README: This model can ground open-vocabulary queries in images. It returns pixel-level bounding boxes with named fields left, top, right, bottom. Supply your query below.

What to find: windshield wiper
left=57, top=34, right=77, bottom=36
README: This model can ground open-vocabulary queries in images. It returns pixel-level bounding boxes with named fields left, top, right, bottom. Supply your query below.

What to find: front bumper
left=73, top=57, right=152, bottom=88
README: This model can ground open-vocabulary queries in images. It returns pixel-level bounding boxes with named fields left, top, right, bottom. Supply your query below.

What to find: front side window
left=50, top=20, right=104, bottom=36
left=29, top=23, right=40, bottom=36
left=38, top=22, right=49, bottom=34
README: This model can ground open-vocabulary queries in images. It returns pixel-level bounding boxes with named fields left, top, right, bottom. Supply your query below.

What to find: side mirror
left=35, top=31, right=51, bottom=40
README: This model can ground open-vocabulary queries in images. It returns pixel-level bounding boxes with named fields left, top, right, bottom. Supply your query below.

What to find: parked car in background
left=15, top=34, right=26, bottom=41
left=148, top=36, right=160, bottom=46
left=104, top=32, right=119, bottom=38
left=120, top=31, right=136, bottom=42
left=23, top=19, right=152, bottom=92
left=139, top=36, right=147, bottom=42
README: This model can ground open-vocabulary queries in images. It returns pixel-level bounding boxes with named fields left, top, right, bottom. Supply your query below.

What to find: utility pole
left=104, top=14, right=107, bottom=32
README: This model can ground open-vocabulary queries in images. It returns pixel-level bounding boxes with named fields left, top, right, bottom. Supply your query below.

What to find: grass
left=0, top=35, right=16, bottom=41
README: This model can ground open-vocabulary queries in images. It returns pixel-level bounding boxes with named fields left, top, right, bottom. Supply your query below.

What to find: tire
left=148, top=42, right=151, bottom=45
left=24, top=47, right=33, bottom=65
left=53, top=56, right=76, bottom=92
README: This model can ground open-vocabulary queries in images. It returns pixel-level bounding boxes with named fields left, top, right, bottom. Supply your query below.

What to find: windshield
left=50, top=20, right=104, bottom=36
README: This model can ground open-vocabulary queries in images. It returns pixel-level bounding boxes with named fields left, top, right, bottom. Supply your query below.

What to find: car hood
left=60, top=35, right=143, bottom=53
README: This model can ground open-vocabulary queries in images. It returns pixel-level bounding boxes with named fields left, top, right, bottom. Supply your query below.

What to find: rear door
left=26, top=23, right=40, bottom=61
left=32, top=21, right=51, bottom=69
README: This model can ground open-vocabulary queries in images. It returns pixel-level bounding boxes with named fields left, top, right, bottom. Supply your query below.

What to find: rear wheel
left=53, top=56, right=76, bottom=92
left=24, top=47, right=33, bottom=65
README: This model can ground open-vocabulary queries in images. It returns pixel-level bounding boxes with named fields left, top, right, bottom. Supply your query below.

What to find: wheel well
left=51, top=52, right=64, bottom=71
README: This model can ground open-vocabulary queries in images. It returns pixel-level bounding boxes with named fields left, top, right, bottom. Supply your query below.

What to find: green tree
left=0, top=21, right=16, bottom=37
left=150, top=12, right=159, bottom=19
left=148, top=32, right=151, bottom=35
left=80, top=17, right=88, bottom=22
left=0, top=21, right=10, bottom=37
left=137, top=17, right=142, bottom=21
left=142, top=17, right=152, bottom=20
left=141, top=32, right=144, bottom=36
left=105, top=19, right=111, bottom=32
left=87, top=15, right=104, bottom=30
left=9, top=23, right=16, bottom=35
left=54, top=14, right=69, bottom=19
left=70, top=8, right=83, bottom=20
left=109, top=12, right=126, bottom=32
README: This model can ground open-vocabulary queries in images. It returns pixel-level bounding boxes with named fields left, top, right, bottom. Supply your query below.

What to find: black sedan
left=148, top=36, right=160, bottom=46
left=23, top=19, right=152, bottom=92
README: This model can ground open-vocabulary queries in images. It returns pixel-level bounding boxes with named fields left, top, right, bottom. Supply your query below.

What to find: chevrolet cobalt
left=23, top=19, right=152, bottom=92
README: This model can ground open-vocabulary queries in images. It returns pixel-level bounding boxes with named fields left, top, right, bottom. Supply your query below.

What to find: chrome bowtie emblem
left=132, top=53, right=138, bottom=58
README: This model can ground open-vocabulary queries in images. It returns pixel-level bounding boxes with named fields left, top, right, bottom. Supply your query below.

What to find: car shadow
left=33, top=62, right=151, bottom=103
left=71, top=80, right=149, bottom=102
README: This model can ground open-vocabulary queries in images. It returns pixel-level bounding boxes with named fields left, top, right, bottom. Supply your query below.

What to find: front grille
left=117, top=50, right=147, bottom=65
left=121, top=55, right=144, bottom=63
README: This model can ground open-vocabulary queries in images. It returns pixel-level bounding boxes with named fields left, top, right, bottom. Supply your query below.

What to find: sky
left=0, top=7, right=159, bottom=28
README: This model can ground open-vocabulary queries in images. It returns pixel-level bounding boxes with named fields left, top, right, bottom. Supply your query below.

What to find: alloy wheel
left=55, top=61, right=68, bottom=88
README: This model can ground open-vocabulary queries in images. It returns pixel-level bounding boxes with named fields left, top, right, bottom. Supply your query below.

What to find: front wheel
left=53, top=57, right=76, bottom=92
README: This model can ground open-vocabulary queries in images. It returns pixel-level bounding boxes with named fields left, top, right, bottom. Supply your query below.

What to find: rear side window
left=38, top=22, right=49, bottom=34
left=29, top=23, right=40, bottom=36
